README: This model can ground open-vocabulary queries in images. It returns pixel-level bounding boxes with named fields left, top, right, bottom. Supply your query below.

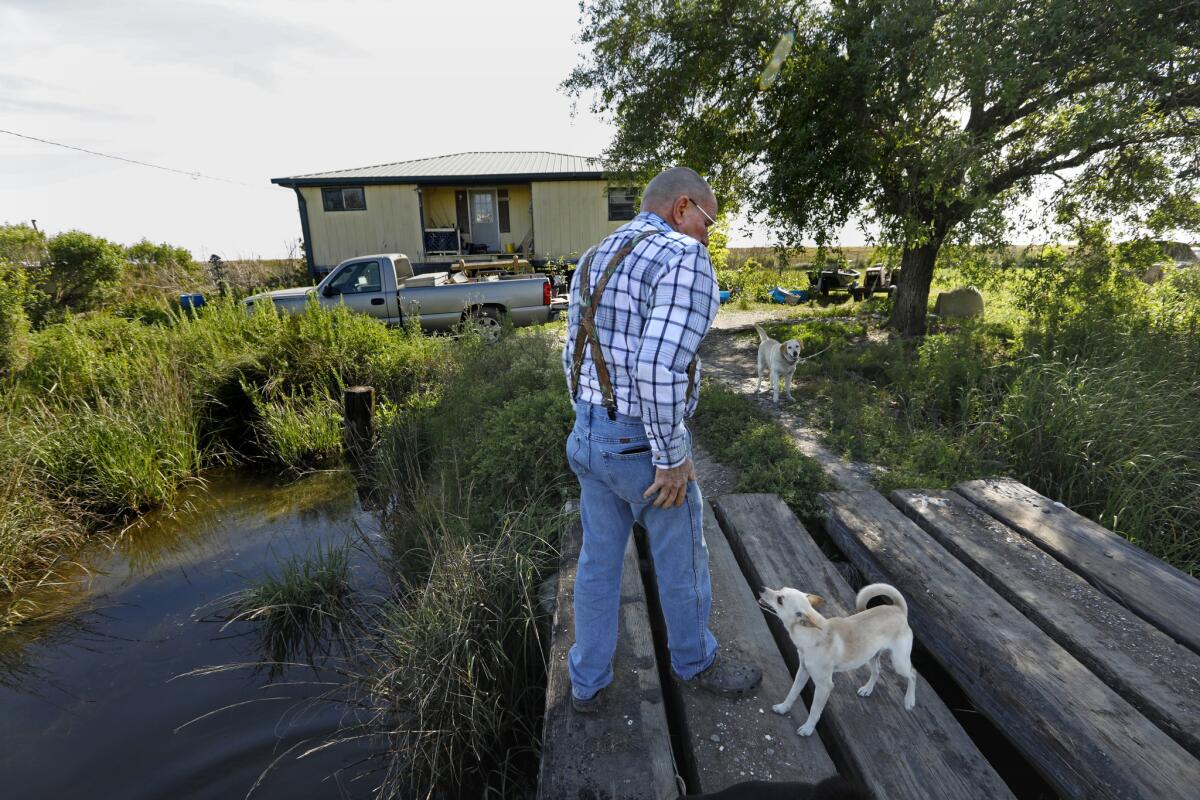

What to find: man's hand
left=643, top=457, right=697, bottom=508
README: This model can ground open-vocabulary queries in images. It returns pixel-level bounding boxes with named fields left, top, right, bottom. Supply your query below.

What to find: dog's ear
left=806, top=593, right=825, bottom=608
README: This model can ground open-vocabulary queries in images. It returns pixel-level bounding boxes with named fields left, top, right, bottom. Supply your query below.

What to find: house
left=271, top=151, right=639, bottom=278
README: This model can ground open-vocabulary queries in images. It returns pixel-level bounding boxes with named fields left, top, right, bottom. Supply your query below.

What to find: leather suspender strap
left=570, top=231, right=657, bottom=417
left=569, top=229, right=701, bottom=418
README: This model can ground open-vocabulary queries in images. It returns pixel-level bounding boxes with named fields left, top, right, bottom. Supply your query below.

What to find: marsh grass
left=229, top=543, right=356, bottom=673
left=360, top=501, right=559, bottom=799
left=0, top=297, right=449, bottom=624
left=354, top=328, right=573, bottom=798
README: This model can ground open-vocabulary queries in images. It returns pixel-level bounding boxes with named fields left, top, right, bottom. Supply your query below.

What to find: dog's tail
left=856, top=583, right=908, bottom=616
left=754, top=323, right=770, bottom=342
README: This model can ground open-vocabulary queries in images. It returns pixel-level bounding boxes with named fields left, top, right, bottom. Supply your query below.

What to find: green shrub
left=0, top=223, right=46, bottom=266
left=0, top=260, right=32, bottom=374
left=462, top=387, right=575, bottom=518
left=41, top=230, right=125, bottom=318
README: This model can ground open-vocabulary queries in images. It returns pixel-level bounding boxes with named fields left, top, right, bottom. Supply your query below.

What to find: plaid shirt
left=563, top=211, right=719, bottom=468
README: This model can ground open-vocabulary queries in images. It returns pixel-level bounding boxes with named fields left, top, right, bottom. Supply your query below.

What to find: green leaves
left=568, top=0, right=1199, bottom=335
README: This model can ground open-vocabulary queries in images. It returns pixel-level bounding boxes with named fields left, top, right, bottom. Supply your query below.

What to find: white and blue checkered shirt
left=562, top=211, right=719, bottom=468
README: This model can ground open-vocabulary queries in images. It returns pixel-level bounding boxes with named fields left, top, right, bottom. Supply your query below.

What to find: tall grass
left=1001, top=356, right=1200, bottom=573
left=359, top=328, right=573, bottom=798
left=229, top=543, right=355, bottom=672
left=0, top=297, right=449, bottom=625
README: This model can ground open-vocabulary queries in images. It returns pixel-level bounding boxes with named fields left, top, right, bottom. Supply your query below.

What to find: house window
left=608, top=187, right=637, bottom=221
left=322, top=187, right=366, bottom=212
left=498, top=189, right=511, bottom=234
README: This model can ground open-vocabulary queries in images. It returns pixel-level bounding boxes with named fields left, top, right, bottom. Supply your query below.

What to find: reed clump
left=358, top=328, right=574, bottom=799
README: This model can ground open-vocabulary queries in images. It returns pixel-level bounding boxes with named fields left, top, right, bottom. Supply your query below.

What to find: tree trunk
left=886, top=238, right=944, bottom=337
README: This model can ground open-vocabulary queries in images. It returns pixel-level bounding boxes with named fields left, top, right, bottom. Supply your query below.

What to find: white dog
left=754, top=324, right=802, bottom=404
left=758, top=583, right=916, bottom=737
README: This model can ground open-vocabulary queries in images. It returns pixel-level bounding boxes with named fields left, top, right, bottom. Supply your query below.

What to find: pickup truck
left=244, top=253, right=553, bottom=340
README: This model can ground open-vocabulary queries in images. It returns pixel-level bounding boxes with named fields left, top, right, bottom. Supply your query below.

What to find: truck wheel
left=470, top=307, right=503, bottom=344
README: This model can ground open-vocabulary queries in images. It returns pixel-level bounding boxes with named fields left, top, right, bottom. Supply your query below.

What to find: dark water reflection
left=0, top=469, right=383, bottom=799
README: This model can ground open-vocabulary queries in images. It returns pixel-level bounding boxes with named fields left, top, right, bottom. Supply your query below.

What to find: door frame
left=468, top=188, right=501, bottom=253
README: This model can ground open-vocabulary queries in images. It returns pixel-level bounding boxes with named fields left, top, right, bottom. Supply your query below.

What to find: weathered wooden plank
left=538, top=520, right=678, bottom=800
left=956, top=477, right=1200, bottom=655
left=893, top=488, right=1200, bottom=759
left=823, top=488, right=1200, bottom=800
left=650, top=504, right=838, bottom=793
left=713, top=493, right=1015, bottom=800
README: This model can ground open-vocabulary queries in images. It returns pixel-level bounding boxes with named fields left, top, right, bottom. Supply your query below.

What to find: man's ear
left=670, top=195, right=689, bottom=224
left=806, top=593, right=825, bottom=608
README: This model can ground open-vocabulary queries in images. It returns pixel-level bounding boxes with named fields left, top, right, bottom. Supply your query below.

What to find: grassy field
left=749, top=237, right=1200, bottom=576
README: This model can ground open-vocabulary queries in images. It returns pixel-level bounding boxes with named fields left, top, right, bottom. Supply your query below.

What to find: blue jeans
left=565, top=401, right=718, bottom=701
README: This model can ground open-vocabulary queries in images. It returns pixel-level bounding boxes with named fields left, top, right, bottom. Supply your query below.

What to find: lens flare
left=759, top=31, right=795, bottom=90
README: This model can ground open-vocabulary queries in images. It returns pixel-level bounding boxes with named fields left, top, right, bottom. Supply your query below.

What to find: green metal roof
left=272, top=151, right=606, bottom=187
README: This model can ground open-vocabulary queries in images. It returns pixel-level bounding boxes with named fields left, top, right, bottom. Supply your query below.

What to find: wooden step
left=956, top=477, right=1200, bottom=655
left=646, top=504, right=838, bottom=793
left=537, top=520, right=678, bottom=800
left=823, top=488, right=1200, bottom=800
left=712, top=493, right=1015, bottom=800
left=893, top=488, right=1200, bottom=759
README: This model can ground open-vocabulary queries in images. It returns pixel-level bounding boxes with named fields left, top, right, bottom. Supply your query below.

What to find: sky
left=0, top=0, right=830, bottom=260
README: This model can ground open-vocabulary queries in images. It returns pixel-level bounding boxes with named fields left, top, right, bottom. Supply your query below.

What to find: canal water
left=0, top=470, right=384, bottom=799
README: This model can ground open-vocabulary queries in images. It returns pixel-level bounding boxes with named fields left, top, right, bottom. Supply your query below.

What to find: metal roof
left=272, top=151, right=607, bottom=187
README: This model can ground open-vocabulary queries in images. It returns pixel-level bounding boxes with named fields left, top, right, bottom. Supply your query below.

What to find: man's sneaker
left=683, top=653, right=762, bottom=697
left=571, top=688, right=604, bottom=713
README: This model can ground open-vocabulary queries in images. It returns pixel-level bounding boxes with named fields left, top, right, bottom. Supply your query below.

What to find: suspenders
left=569, top=230, right=699, bottom=420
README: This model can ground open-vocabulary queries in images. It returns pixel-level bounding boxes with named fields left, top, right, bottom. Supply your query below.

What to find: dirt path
left=698, top=326, right=877, bottom=492
left=708, top=305, right=813, bottom=331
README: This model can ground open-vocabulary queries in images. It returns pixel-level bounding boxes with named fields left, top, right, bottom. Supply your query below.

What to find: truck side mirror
left=322, top=285, right=337, bottom=298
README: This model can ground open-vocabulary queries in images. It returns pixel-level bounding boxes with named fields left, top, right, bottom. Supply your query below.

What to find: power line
left=0, top=127, right=255, bottom=186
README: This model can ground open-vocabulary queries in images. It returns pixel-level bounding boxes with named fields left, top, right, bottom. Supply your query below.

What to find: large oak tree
left=566, top=0, right=1200, bottom=335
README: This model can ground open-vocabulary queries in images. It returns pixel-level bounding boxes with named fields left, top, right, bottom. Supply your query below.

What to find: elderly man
left=563, top=166, right=762, bottom=712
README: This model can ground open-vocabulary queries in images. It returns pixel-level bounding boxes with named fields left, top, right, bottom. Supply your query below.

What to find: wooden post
left=343, top=386, right=375, bottom=467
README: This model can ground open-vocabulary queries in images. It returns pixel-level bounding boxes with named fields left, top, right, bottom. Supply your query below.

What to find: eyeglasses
left=686, top=196, right=717, bottom=229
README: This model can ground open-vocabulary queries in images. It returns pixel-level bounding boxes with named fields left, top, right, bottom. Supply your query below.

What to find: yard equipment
left=807, top=265, right=860, bottom=297
left=808, top=263, right=900, bottom=300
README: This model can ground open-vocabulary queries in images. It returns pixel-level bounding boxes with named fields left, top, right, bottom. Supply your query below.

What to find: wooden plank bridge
left=538, top=478, right=1200, bottom=799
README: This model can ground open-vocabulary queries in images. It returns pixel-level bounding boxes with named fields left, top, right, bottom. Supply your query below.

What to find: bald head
left=640, top=167, right=715, bottom=216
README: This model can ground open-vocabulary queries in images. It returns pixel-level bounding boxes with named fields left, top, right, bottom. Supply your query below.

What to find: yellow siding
left=421, top=187, right=458, bottom=229
left=531, top=180, right=624, bottom=260
left=501, top=184, right=532, bottom=252
left=300, top=185, right=423, bottom=269
left=299, top=180, right=622, bottom=267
